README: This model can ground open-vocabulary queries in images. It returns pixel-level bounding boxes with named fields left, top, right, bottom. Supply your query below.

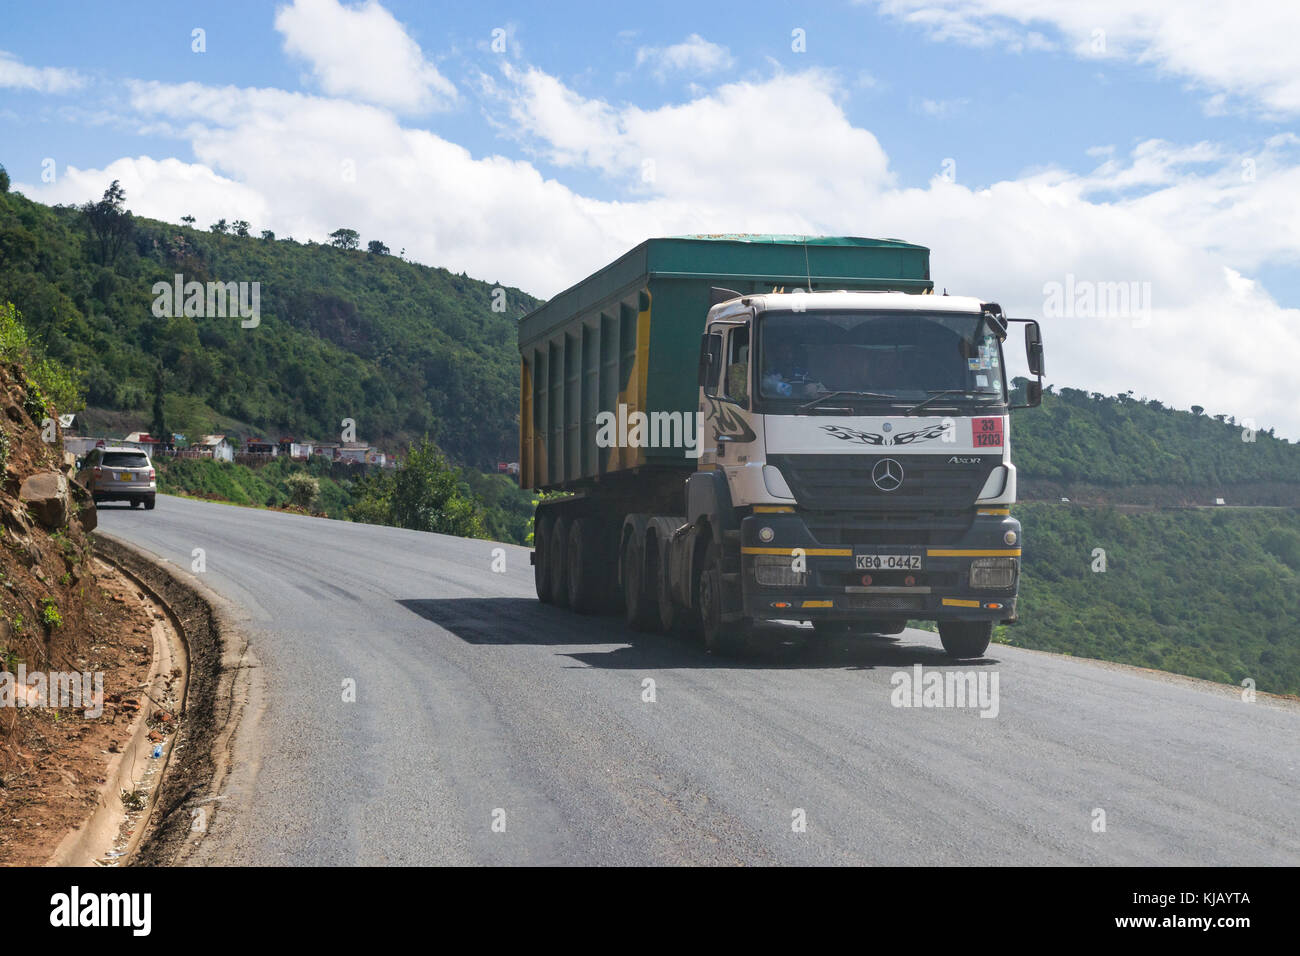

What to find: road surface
left=97, top=495, right=1300, bottom=865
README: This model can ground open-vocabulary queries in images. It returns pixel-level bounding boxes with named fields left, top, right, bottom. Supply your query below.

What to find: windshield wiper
left=797, top=390, right=897, bottom=413
left=905, top=389, right=1000, bottom=416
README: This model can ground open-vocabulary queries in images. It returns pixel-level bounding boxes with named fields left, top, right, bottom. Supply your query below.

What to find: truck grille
left=768, top=453, right=997, bottom=545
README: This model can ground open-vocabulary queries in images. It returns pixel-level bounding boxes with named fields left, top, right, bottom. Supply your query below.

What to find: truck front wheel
left=938, top=620, right=993, bottom=659
left=699, top=540, right=746, bottom=654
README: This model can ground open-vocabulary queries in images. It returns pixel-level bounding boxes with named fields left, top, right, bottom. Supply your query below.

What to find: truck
left=519, top=235, right=1044, bottom=658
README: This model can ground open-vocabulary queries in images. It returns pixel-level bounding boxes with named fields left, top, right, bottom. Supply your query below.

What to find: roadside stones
left=19, top=471, right=69, bottom=528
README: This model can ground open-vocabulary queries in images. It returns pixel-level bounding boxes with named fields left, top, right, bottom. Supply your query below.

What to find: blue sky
left=2, top=0, right=1299, bottom=435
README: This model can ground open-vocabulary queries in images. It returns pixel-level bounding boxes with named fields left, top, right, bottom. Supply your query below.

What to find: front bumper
left=739, top=511, right=1021, bottom=624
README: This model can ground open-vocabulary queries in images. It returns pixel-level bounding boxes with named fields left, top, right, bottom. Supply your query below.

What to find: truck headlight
left=969, top=557, right=1018, bottom=589
left=753, top=555, right=806, bottom=587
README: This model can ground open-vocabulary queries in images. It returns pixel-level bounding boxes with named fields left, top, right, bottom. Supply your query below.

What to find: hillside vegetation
left=1012, top=381, right=1300, bottom=503
left=1009, top=503, right=1300, bottom=695
left=0, top=181, right=538, bottom=468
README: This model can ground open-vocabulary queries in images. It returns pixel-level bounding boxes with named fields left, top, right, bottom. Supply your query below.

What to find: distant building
left=1215, top=497, right=1226, bottom=506
left=313, top=442, right=340, bottom=461
left=338, top=442, right=370, bottom=464
left=196, top=434, right=234, bottom=462
left=243, top=438, right=278, bottom=456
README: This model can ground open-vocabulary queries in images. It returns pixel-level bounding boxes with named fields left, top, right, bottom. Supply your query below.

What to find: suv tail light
left=93, top=466, right=102, bottom=477
left=149, top=468, right=156, bottom=480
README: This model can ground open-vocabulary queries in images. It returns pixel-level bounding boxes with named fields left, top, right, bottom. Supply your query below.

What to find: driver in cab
left=761, top=342, right=823, bottom=398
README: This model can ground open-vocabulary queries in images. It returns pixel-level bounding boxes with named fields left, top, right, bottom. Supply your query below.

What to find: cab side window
left=724, top=326, right=750, bottom=406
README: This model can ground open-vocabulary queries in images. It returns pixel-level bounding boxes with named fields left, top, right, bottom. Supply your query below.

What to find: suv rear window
left=102, top=453, right=151, bottom=468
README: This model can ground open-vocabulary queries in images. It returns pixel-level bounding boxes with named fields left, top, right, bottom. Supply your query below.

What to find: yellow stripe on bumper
left=942, top=598, right=982, bottom=608
left=977, top=508, right=1010, bottom=515
left=801, top=600, right=834, bottom=608
left=927, top=548, right=1022, bottom=557
left=741, top=547, right=853, bottom=556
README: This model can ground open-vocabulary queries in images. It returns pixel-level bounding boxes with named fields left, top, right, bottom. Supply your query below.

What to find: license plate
left=118, top=472, right=133, bottom=480
left=856, top=553, right=923, bottom=571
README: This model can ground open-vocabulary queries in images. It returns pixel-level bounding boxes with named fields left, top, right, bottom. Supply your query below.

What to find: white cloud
left=636, top=34, right=735, bottom=80
left=0, top=51, right=84, bottom=93
left=872, top=0, right=1300, bottom=116
left=14, top=156, right=269, bottom=228
left=496, top=66, right=894, bottom=209
left=273, top=0, right=456, bottom=112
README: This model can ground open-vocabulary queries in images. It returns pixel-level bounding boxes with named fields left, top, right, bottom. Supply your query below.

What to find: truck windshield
left=757, top=310, right=1006, bottom=407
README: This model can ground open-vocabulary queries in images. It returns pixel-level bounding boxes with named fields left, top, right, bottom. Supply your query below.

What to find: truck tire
left=549, top=516, right=570, bottom=607
left=566, top=517, right=599, bottom=613
left=534, top=514, right=553, bottom=603
left=699, top=540, right=746, bottom=654
left=939, top=620, right=992, bottom=659
left=622, top=533, right=658, bottom=631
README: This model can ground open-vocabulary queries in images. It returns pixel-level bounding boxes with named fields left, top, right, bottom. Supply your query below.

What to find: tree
left=181, top=214, right=196, bottom=226
left=232, top=220, right=251, bottom=237
left=79, top=180, right=133, bottom=265
left=150, top=363, right=167, bottom=441
left=1191, top=405, right=1204, bottom=417
left=0, top=164, right=9, bottom=193
left=367, top=240, right=390, bottom=255
left=329, top=228, right=360, bottom=250
left=210, top=218, right=229, bottom=234
left=349, top=439, right=485, bottom=537
left=389, top=440, right=485, bottom=537
left=260, top=229, right=276, bottom=241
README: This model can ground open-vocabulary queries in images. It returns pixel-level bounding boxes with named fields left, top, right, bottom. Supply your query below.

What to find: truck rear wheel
left=534, top=514, right=553, bottom=603
left=939, top=620, right=993, bottom=659
left=549, top=517, right=570, bottom=607
left=699, top=540, right=746, bottom=654
left=622, top=533, right=658, bottom=631
left=566, top=517, right=599, bottom=613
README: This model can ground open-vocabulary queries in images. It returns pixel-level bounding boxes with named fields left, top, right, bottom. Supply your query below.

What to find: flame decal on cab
left=820, top=421, right=952, bottom=447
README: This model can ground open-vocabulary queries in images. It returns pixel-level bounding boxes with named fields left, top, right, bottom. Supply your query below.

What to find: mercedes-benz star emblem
left=872, top=458, right=904, bottom=492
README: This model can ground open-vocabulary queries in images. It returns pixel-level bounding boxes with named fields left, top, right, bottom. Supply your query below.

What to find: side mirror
left=1025, top=321, right=1045, bottom=377
left=1024, top=380, right=1042, bottom=408
left=699, top=332, right=722, bottom=395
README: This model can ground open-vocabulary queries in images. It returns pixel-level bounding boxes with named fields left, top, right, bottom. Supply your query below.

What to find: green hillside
left=0, top=181, right=538, bottom=468
left=1011, top=381, right=1300, bottom=503
left=1009, top=504, right=1300, bottom=695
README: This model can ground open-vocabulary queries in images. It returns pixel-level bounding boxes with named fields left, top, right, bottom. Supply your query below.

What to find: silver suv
left=76, top=446, right=157, bottom=509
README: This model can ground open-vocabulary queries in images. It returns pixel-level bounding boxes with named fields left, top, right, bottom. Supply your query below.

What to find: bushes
left=0, top=302, right=84, bottom=415
left=349, top=439, right=486, bottom=538
left=284, top=473, right=320, bottom=510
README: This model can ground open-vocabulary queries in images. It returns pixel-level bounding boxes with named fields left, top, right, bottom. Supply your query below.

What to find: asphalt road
left=98, top=495, right=1300, bottom=865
